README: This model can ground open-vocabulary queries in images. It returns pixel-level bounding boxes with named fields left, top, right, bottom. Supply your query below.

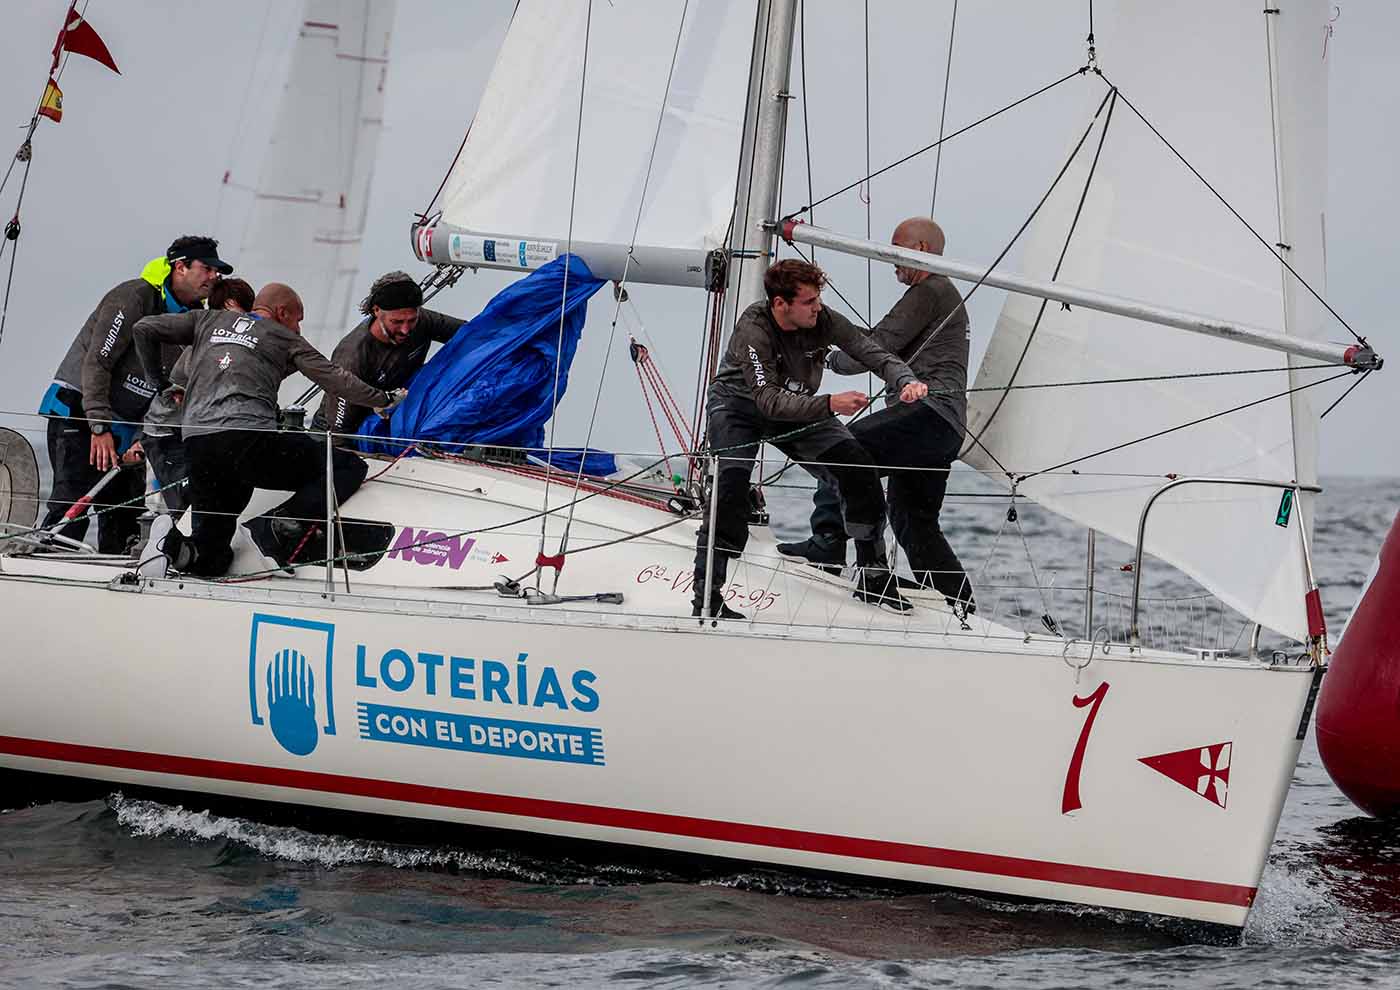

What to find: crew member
left=142, top=277, right=255, bottom=514
left=311, top=271, right=464, bottom=444
left=133, top=283, right=404, bottom=577
left=693, top=259, right=928, bottom=619
left=38, top=235, right=229, bottom=551
left=778, top=217, right=976, bottom=613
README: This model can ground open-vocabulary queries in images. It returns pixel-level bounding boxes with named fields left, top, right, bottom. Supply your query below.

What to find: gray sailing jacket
left=827, top=274, right=970, bottom=435
left=310, top=308, right=462, bottom=435
left=711, top=301, right=918, bottom=422
left=133, top=310, right=391, bottom=439
left=142, top=350, right=191, bottom=439
left=51, top=276, right=176, bottom=426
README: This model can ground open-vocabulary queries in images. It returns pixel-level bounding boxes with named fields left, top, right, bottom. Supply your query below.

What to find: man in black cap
left=37, top=235, right=231, bottom=552
left=311, top=271, right=465, bottom=445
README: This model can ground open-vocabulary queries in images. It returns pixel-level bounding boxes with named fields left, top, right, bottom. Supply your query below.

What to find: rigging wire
left=863, top=0, right=873, bottom=330
left=780, top=83, right=1116, bottom=476
left=867, top=86, right=1118, bottom=478
left=798, top=0, right=816, bottom=261
left=1086, top=0, right=1096, bottom=66
left=790, top=66, right=1087, bottom=217
left=0, top=0, right=93, bottom=352
left=1016, top=368, right=1355, bottom=483
left=930, top=0, right=958, bottom=214
left=964, top=88, right=1119, bottom=468
left=1099, top=73, right=1366, bottom=347
left=1319, top=368, right=1372, bottom=419
left=535, top=0, right=593, bottom=585
left=551, top=0, right=693, bottom=584
left=967, top=362, right=1343, bottom=393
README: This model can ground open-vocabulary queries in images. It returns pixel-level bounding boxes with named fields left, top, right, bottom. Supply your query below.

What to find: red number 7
left=1062, top=681, right=1110, bottom=815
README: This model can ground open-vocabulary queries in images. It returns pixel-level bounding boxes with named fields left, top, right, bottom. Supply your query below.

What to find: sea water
left=2, top=473, right=1397, bottom=988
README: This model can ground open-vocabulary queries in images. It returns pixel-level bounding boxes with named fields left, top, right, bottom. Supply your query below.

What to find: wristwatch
left=90, top=422, right=108, bottom=436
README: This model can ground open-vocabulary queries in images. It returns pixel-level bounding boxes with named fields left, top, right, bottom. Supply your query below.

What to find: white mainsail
left=433, top=0, right=757, bottom=278
left=235, top=1, right=396, bottom=356
left=963, top=1, right=1332, bottom=641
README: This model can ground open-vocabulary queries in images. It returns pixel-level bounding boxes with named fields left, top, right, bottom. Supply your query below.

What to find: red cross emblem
left=1139, top=742, right=1231, bottom=808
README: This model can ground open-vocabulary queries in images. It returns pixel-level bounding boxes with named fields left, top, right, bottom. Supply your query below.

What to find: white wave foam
left=107, top=793, right=558, bottom=879
left=1243, top=855, right=1348, bottom=947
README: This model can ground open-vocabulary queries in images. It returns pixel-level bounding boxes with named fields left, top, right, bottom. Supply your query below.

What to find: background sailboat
left=215, top=0, right=397, bottom=403
left=225, top=2, right=395, bottom=355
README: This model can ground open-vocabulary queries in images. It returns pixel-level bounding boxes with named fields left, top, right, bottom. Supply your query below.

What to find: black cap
left=166, top=235, right=233, bottom=275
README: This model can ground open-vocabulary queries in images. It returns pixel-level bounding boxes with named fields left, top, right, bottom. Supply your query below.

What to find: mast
left=779, top=220, right=1381, bottom=369
left=718, top=0, right=798, bottom=342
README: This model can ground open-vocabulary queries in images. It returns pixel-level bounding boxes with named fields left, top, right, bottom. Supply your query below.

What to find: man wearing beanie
left=311, top=272, right=465, bottom=445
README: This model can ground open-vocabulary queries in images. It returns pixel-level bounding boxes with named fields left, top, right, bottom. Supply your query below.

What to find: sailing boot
left=852, top=539, right=913, bottom=612
left=775, top=536, right=846, bottom=575
left=243, top=515, right=298, bottom=575
left=691, top=559, right=746, bottom=620
left=157, top=523, right=198, bottom=574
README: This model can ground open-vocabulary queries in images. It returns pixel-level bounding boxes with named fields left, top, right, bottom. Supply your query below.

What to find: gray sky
left=0, top=1, right=1394, bottom=476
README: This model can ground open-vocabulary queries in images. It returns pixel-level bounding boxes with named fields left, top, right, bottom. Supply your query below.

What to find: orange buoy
left=1316, top=510, right=1400, bottom=818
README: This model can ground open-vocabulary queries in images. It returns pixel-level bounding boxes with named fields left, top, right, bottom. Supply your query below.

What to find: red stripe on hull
left=0, top=735, right=1254, bottom=908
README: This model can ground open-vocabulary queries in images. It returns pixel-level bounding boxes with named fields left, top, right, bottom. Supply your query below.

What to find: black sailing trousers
left=807, top=402, right=975, bottom=608
left=41, top=388, right=145, bottom=554
left=693, top=392, right=886, bottom=609
left=184, top=429, right=368, bottom=577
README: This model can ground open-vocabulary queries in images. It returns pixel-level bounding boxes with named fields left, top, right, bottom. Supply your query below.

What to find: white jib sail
left=435, top=0, right=757, bottom=265
left=963, top=1, right=1332, bottom=642
left=236, top=1, right=396, bottom=357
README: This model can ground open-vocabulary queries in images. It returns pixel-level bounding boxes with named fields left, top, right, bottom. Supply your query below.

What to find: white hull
left=0, top=457, right=1316, bottom=927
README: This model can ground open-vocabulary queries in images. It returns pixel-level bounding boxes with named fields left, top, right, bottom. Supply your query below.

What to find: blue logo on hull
left=249, top=614, right=336, bottom=756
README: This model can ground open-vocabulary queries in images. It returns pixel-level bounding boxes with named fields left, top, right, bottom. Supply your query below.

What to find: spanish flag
left=37, top=78, right=63, bottom=123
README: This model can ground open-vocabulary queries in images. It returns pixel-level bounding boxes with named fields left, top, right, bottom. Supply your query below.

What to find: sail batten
left=963, top=1, right=1333, bottom=642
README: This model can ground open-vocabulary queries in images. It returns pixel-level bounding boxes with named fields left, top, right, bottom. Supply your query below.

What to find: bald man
left=778, top=217, right=977, bottom=614
left=133, top=284, right=404, bottom=576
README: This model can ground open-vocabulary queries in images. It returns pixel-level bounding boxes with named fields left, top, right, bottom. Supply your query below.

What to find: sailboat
left=0, top=0, right=1384, bottom=931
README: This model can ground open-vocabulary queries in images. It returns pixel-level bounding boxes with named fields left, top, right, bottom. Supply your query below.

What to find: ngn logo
left=249, top=614, right=337, bottom=756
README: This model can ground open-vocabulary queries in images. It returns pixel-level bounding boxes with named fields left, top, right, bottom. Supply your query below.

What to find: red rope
left=634, top=344, right=694, bottom=457
left=452, top=455, right=672, bottom=512
left=634, top=356, right=675, bottom=482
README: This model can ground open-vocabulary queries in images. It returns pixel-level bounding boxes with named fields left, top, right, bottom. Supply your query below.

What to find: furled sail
left=354, top=255, right=606, bottom=458
left=422, top=0, right=757, bottom=285
left=963, top=1, right=1331, bottom=641
left=235, top=1, right=396, bottom=356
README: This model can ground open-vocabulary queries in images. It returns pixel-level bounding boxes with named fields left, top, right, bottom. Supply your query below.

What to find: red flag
left=50, top=3, right=120, bottom=75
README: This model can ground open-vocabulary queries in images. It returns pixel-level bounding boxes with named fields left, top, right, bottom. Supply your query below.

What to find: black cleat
left=776, top=537, right=845, bottom=575
left=853, top=570, right=913, bottom=612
